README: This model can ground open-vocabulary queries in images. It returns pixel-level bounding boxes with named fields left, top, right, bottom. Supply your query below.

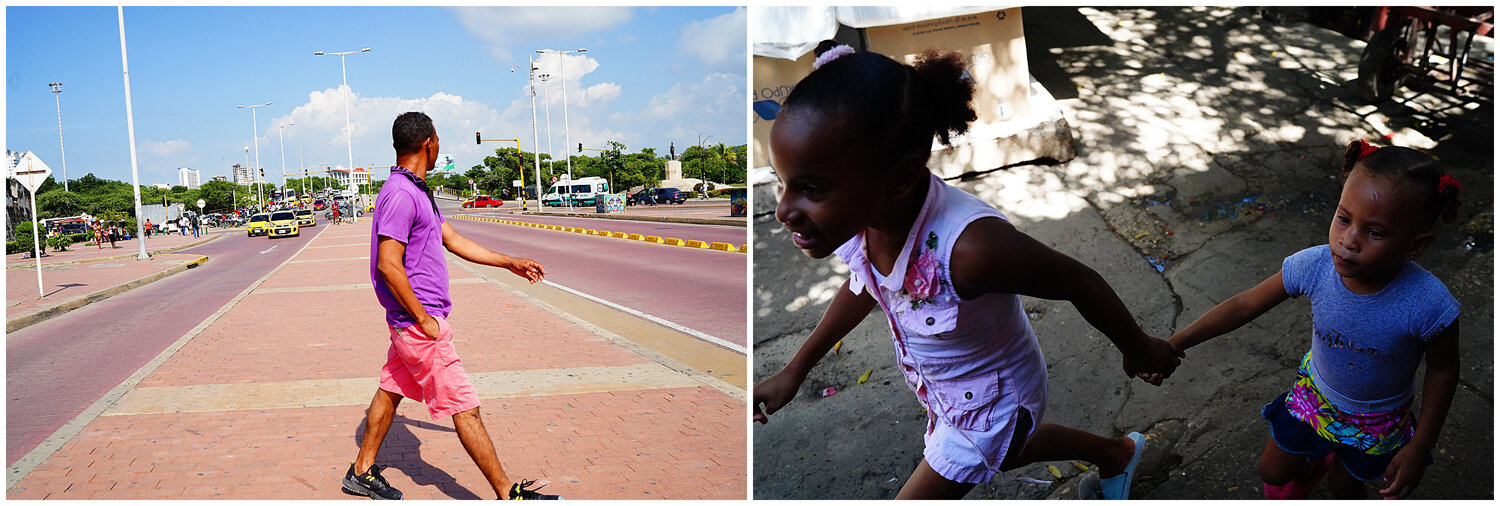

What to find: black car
left=630, top=187, right=688, bottom=205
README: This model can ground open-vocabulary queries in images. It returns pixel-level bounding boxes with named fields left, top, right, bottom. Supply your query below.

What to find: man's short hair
left=392, top=112, right=435, bottom=155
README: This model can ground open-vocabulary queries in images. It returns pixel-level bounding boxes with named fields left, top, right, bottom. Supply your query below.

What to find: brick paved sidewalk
left=6, top=221, right=746, bottom=500
left=6, top=231, right=222, bottom=268
left=6, top=253, right=207, bottom=331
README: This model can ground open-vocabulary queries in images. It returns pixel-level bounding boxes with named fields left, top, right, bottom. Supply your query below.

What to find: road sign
left=196, top=199, right=206, bottom=210
left=512, top=180, right=522, bottom=188
left=8, top=151, right=53, bottom=193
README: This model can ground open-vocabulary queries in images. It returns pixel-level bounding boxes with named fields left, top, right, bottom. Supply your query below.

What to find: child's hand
left=1379, top=445, right=1431, bottom=499
left=1123, top=337, right=1184, bottom=386
left=753, top=369, right=804, bottom=424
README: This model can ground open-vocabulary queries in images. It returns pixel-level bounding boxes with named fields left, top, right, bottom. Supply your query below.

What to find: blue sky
left=5, top=6, right=746, bottom=187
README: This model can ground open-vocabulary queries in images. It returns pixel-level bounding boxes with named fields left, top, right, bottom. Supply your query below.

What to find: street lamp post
left=237, top=101, right=272, bottom=211
left=509, top=58, right=543, bottom=212
left=49, top=82, right=70, bottom=192
left=278, top=121, right=294, bottom=191
left=539, top=73, right=556, bottom=181
left=315, top=46, right=370, bottom=222
left=537, top=48, right=586, bottom=209
left=698, top=133, right=714, bottom=196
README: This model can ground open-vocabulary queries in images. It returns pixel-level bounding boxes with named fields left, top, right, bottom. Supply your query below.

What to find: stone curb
left=6, top=233, right=224, bottom=270
left=453, top=215, right=749, bottom=253
left=5, top=255, right=209, bottom=334
left=454, top=206, right=744, bottom=227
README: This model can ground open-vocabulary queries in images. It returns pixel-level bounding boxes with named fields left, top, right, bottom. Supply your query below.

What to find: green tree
left=197, top=180, right=239, bottom=212
left=36, top=189, right=83, bottom=218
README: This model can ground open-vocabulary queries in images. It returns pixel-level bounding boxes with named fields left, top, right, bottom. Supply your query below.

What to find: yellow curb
left=683, top=239, right=710, bottom=249
left=643, top=235, right=663, bottom=243
left=454, top=215, right=743, bottom=253
left=587, top=229, right=599, bottom=235
left=574, top=228, right=587, bottom=234
left=740, top=244, right=748, bottom=253
left=610, top=231, right=628, bottom=239
left=662, top=237, right=685, bottom=246
left=708, top=242, right=734, bottom=251
left=627, top=233, right=645, bottom=241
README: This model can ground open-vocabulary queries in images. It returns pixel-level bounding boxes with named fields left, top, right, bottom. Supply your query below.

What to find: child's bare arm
left=753, top=279, right=877, bottom=424
left=950, top=218, right=1180, bottom=379
left=1380, top=321, right=1459, bottom=499
left=1167, top=271, right=1291, bottom=352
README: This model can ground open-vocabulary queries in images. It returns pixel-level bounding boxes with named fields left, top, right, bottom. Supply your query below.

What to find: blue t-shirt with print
left=1282, top=245, right=1460, bottom=414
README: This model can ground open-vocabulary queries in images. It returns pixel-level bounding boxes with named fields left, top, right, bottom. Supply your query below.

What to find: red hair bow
left=1438, top=174, right=1461, bottom=194
left=1355, top=139, right=1379, bottom=160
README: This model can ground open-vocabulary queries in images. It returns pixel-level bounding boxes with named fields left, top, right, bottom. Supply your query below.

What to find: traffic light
left=578, top=143, right=583, bottom=153
left=476, top=132, right=482, bottom=145
left=260, top=168, right=265, bottom=177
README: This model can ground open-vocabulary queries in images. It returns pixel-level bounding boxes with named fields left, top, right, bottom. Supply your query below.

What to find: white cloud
left=141, top=139, right=191, bottom=157
left=607, top=72, right=745, bottom=150
left=678, top=8, right=746, bottom=72
left=452, top=7, right=633, bottom=62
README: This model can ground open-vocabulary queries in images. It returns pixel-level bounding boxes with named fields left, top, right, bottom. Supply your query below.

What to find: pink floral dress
left=834, top=173, right=1050, bottom=484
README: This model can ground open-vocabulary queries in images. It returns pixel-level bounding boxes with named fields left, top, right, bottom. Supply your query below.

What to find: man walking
left=341, top=111, right=559, bottom=501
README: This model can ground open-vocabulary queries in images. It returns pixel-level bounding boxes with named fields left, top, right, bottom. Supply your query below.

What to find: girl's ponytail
left=911, top=49, right=976, bottom=147
left=1340, top=141, right=1461, bottom=226
left=1340, top=140, right=1365, bottom=179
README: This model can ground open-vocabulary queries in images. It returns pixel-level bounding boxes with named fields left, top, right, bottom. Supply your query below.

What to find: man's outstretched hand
left=509, top=258, right=546, bottom=283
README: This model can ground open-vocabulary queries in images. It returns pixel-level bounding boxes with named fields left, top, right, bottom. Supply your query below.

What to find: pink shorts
left=378, top=315, right=481, bottom=420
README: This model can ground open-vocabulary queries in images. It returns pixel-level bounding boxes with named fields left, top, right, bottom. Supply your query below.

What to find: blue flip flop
left=1097, top=432, right=1145, bottom=500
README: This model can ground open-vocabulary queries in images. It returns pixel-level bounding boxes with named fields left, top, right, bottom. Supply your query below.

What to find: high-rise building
left=178, top=167, right=201, bottom=189
left=231, top=164, right=254, bottom=186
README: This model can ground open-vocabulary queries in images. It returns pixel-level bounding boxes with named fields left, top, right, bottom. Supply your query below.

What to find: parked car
left=246, top=213, right=272, bottom=237
left=268, top=210, right=300, bottom=238
left=294, top=209, right=315, bottom=227
left=630, top=187, right=688, bottom=205
left=462, top=195, right=504, bottom=208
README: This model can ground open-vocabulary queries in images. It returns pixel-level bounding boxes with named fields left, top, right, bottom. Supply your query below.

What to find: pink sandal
left=1264, top=453, right=1334, bottom=499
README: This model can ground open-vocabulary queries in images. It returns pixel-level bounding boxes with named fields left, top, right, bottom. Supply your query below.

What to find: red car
left=462, top=195, right=504, bottom=208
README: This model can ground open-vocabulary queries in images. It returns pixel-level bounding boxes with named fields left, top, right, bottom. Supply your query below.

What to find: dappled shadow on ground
left=753, top=6, right=1491, bottom=500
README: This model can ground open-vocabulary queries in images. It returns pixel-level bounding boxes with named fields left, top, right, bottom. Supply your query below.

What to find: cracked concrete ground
left=751, top=7, right=1491, bottom=500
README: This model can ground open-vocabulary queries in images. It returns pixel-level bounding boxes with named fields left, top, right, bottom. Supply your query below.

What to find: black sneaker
left=342, top=463, right=403, bottom=500
left=507, top=479, right=561, bottom=500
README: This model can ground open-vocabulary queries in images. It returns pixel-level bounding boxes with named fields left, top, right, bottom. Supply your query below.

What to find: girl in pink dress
left=753, top=42, right=1183, bottom=499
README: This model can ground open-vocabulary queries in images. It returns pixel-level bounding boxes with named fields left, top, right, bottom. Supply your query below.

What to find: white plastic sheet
left=751, top=6, right=838, bottom=60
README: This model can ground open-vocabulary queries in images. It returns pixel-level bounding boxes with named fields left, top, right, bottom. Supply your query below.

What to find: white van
left=542, top=177, right=609, bottom=207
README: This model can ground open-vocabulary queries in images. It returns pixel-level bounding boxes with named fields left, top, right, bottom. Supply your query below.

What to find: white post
left=559, top=57, right=572, bottom=210
left=118, top=7, right=149, bottom=261
left=339, top=54, right=358, bottom=223
left=278, top=122, right=292, bottom=189
left=541, top=74, right=555, bottom=182
left=50, top=83, right=69, bottom=193
left=29, top=196, right=42, bottom=297
left=529, top=54, right=542, bottom=212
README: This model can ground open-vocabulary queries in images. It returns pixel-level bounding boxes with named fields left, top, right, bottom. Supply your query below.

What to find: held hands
left=752, top=369, right=804, bottom=424
left=509, top=258, right=547, bottom=284
left=1123, top=336, right=1184, bottom=386
left=1378, top=445, right=1431, bottom=499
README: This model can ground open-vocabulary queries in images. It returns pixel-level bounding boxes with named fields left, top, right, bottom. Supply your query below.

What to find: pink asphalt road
left=5, top=225, right=326, bottom=467
left=442, top=199, right=747, bottom=350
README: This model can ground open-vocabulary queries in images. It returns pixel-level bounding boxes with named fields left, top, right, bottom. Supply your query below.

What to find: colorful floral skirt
left=1282, top=352, right=1415, bottom=456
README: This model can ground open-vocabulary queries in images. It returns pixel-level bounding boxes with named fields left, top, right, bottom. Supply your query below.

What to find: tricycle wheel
left=1353, top=26, right=1406, bottom=103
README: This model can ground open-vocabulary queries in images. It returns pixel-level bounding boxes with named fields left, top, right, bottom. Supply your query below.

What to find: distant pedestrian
left=144, top=219, right=154, bottom=237
left=94, top=220, right=104, bottom=249
left=342, top=111, right=556, bottom=501
left=178, top=215, right=188, bottom=236
left=191, top=215, right=201, bottom=238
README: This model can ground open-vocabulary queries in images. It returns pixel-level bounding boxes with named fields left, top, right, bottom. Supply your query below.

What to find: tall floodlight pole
left=511, top=57, right=543, bottom=211
left=538, top=48, right=585, bottom=209
left=278, top=121, right=294, bottom=189
left=238, top=102, right=271, bottom=211
left=298, top=146, right=311, bottom=193
left=315, top=47, right=369, bottom=222
left=117, top=8, right=149, bottom=260
left=49, top=83, right=70, bottom=192
left=539, top=73, right=556, bottom=180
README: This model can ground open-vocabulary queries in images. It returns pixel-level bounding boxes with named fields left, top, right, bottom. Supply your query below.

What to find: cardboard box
left=864, top=8, right=1033, bottom=131
left=750, top=51, right=816, bottom=169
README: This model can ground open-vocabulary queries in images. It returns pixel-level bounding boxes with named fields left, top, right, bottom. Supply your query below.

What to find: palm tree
left=705, top=142, right=737, bottom=193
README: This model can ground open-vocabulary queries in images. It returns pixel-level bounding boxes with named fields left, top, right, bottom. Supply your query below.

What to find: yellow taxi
left=245, top=213, right=272, bottom=237
left=295, top=209, right=316, bottom=227
left=268, top=210, right=300, bottom=238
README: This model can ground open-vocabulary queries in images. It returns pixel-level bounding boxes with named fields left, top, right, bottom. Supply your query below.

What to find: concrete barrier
left=644, top=235, right=664, bottom=243
left=627, top=233, right=645, bottom=241
left=684, top=240, right=710, bottom=249
left=709, top=242, right=735, bottom=251
left=740, top=244, right=748, bottom=253
left=663, top=237, right=685, bottom=246
left=611, top=231, right=628, bottom=239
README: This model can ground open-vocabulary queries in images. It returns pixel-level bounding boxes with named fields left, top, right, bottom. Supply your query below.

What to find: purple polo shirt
left=371, top=166, right=450, bottom=328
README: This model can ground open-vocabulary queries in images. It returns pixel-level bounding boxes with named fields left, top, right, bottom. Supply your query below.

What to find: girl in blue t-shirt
left=1159, top=141, right=1462, bottom=499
